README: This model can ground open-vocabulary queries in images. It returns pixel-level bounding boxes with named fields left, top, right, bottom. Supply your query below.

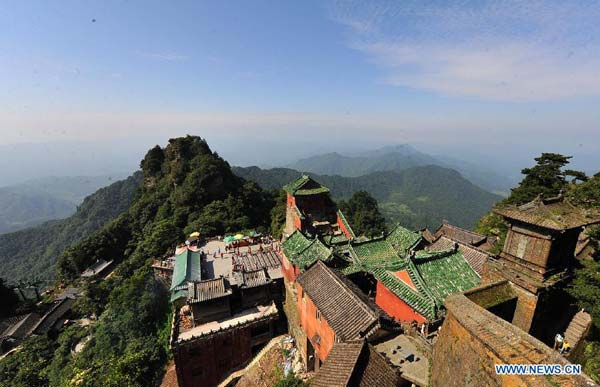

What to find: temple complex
left=158, top=175, right=600, bottom=386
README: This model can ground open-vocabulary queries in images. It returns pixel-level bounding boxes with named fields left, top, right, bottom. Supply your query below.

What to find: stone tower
left=483, top=194, right=600, bottom=342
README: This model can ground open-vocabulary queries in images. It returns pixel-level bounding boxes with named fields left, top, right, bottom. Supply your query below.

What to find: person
left=554, top=333, right=564, bottom=350
left=560, top=341, right=570, bottom=354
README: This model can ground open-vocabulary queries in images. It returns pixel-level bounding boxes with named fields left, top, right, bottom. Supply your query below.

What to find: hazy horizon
left=1, top=1, right=599, bottom=185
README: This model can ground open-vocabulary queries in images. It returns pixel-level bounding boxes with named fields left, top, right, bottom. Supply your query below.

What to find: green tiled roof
left=348, top=239, right=479, bottom=320
left=323, top=233, right=349, bottom=246
left=281, top=230, right=332, bottom=269
left=170, top=287, right=188, bottom=303
left=352, top=238, right=400, bottom=266
left=281, top=230, right=312, bottom=256
left=283, top=175, right=330, bottom=196
left=370, top=267, right=437, bottom=320
left=387, top=225, right=422, bottom=255
left=413, top=249, right=480, bottom=306
left=340, top=263, right=363, bottom=276
left=170, top=249, right=201, bottom=291
left=336, top=210, right=356, bottom=238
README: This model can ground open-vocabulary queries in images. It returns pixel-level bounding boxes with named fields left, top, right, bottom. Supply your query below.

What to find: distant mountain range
left=285, top=144, right=516, bottom=195
left=0, top=174, right=126, bottom=234
left=0, top=173, right=141, bottom=282
left=233, top=165, right=502, bottom=231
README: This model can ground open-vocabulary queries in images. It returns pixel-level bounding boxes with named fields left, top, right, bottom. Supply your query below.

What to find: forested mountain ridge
left=0, top=136, right=277, bottom=386
left=285, top=145, right=515, bottom=194
left=0, top=174, right=126, bottom=234
left=233, top=165, right=501, bottom=230
left=0, top=172, right=142, bottom=283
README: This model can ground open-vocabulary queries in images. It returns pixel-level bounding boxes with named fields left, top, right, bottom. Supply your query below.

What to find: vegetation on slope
left=233, top=165, right=501, bottom=230
left=0, top=136, right=277, bottom=387
left=338, top=191, right=387, bottom=238
left=285, top=145, right=515, bottom=194
left=0, top=175, right=126, bottom=234
left=0, top=173, right=142, bottom=283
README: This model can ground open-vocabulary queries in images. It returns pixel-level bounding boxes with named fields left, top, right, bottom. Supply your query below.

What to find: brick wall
left=432, top=293, right=595, bottom=387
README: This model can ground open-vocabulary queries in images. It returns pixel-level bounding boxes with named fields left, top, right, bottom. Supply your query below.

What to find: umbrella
left=189, top=231, right=200, bottom=238
left=234, top=234, right=244, bottom=240
left=223, top=236, right=235, bottom=243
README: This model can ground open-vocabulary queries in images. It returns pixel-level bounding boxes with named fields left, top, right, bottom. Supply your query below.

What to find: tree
left=507, top=153, right=578, bottom=204
left=0, top=278, right=19, bottom=317
left=338, top=191, right=387, bottom=238
left=568, top=174, right=600, bottom=208
left=270, top=190, right=287, bottom=239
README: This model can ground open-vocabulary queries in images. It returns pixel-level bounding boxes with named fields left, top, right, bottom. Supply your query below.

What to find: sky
left=0, top=0, right=599, bottom=182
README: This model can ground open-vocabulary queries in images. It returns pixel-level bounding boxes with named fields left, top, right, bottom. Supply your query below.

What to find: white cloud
left=332, top=0, right=600, bottom=101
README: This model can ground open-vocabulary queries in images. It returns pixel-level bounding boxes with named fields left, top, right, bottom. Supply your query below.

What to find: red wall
left=375, top=281, right=426, bottom=324
left=337, top=215, right=352, bottom=239
left=286, top=193, right=296, bottom=208
left=294, top=213, right=302, bottom=231
left=394, top=270, right=416, bottom=290
left=281, top=252, right=297, bottom=283
left=296, top=284, right=336, bottom=361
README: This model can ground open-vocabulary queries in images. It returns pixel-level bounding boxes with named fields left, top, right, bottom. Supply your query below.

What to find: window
left=316, top=310, right=321, bottom=322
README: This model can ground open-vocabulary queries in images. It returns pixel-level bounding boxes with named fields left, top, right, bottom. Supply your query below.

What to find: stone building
left=431, top=194, right=600, bottom=386
left=168, top=239, right=284, bottom=386
left=483, top=194, right=600, bottom=343
left=432, top=282, right=596, bottom=387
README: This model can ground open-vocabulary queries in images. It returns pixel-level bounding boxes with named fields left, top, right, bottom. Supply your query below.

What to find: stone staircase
left=564, top=310, right=592, bottom=359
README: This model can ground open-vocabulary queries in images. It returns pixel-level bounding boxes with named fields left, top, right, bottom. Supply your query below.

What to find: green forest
left=233, top=165, right=501, bottom=230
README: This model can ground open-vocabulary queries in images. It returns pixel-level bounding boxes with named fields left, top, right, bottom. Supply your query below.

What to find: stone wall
left=432, top=293, right=596, bottom=387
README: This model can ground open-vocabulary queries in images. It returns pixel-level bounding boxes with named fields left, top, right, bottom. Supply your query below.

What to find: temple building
left=483, top=194, right=600, bottom=343
left=431, top=194, right=600, bottom=386
left=346, top=233, right=481, bottom=327
left=294, top=261, right=396, bottom=370
left=167, top=238, right=285, bottom=386
left=280, top=175, right=485, bottom=332
left=283, top=175, right=355, bottom=240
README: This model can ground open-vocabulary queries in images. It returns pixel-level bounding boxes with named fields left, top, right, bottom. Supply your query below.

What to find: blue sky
left=0, top=0, right=599, bottom=172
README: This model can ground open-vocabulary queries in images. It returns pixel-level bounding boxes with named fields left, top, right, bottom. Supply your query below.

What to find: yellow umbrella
left=234, top=234, right=244, bottom=240
left=189, top=231, right=200, bottom=238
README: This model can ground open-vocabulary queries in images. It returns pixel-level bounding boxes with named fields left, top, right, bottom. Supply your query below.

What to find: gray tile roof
left=187, top=278, right=231, bottom=304
left=311, top=340, right=399, bottom=387
left=297, top=261, right=380, bottom=341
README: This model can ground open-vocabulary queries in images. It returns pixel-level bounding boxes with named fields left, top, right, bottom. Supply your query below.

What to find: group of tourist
left=554, top=333, right=571, bottom=354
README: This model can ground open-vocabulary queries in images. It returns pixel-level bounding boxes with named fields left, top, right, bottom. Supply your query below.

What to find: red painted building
left=375, top=272, right=427, bottom=324
left=294, top=261, right=391, bottom=371
left=283, top=175, right=355, bottom=241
